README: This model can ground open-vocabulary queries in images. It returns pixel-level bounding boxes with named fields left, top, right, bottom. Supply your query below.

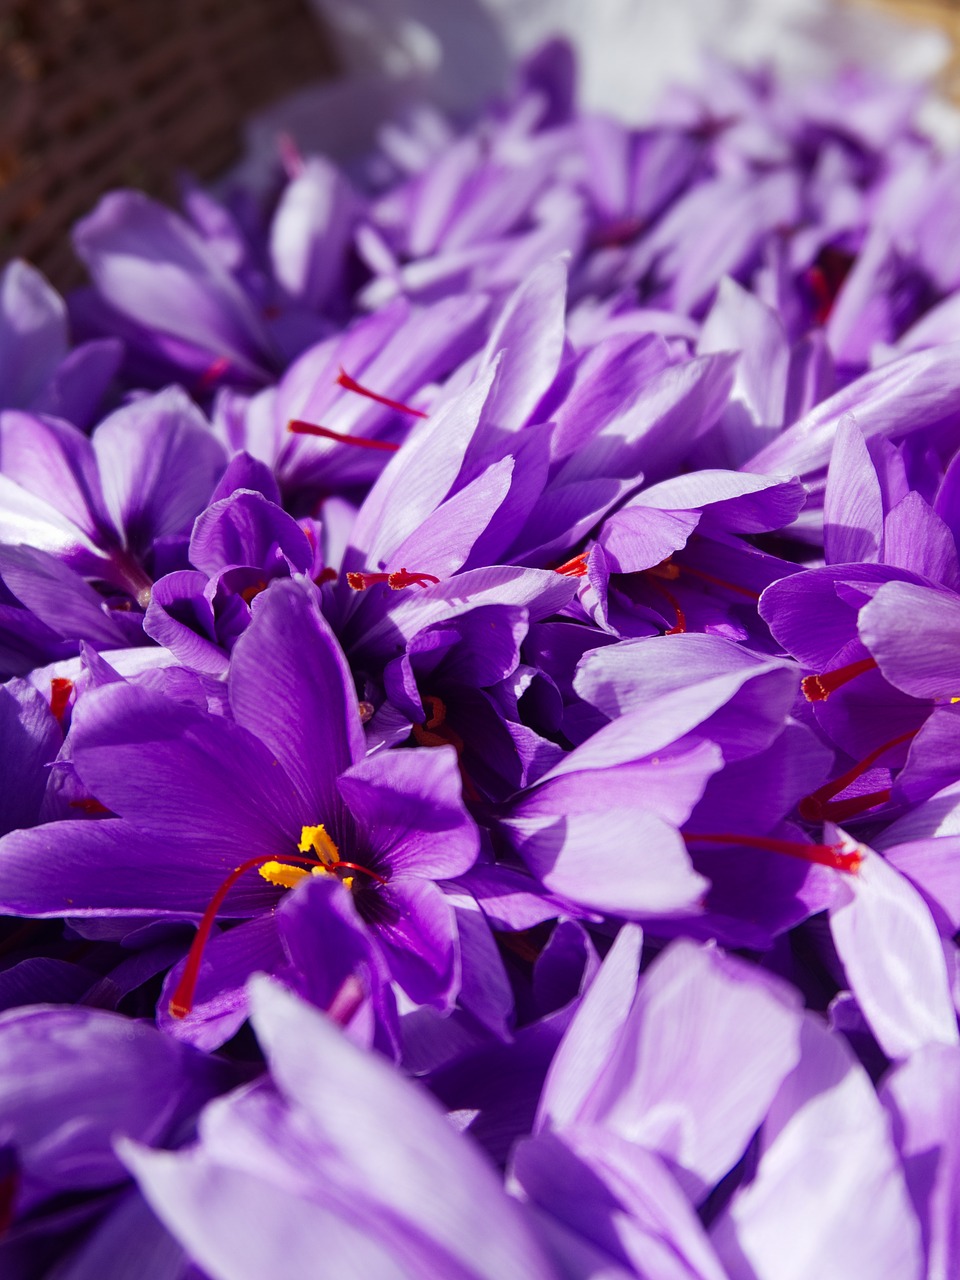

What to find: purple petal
left=829, top=841, right=959, bottom=1059
left=823, top=415, right=884, bottom=564
left=73, top=191, right=275, bottom=378
left=338, top=746, right=478, bottom=880
left=745, top=342, right=960, bottom=477
left=229, top=578, right=364, bottom=822
left=477, top=259, right=568, bottom=431
left=71, top=680, right=299, bottom=853
left=248, top=978, right=558, bottom=1279
left=0, top=260, right=67, bottom=408
left=859, top=581, right=960, bottom=700
left=504, top=808, right=708, bottom=916
left=537, top=925, right=644, bottom=1133
left=91, top=388, right=226, bottom=552
left=712, top=1014, right=923, bottom=1280
left=881, top=1043, right=960, bottom=1280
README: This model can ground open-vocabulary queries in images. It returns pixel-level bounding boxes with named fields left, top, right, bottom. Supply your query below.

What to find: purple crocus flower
left=0, top=578, right=479, bottom=1037
left=0, top=1001, right=231, bottom=1277
left=124, top=976, right=559, bottom=1280
left=0, top=260, right=120, bottom=429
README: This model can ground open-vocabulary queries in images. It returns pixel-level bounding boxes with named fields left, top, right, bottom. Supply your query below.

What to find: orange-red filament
left=798, top=727, right=919, bottom=822
left=287, top=420, right=401, bottom=451
left=672, top=561, right=761, bottom=600
left=802, top=656, right=878, bottom=702
left=683, top=830, right=862, bottom=873
left=336, top=366, right=428, bottom=418
left=346, top=568, right=440, bottom=591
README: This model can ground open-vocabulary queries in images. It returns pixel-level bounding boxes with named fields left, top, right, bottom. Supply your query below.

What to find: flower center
left=169, top=823, right=387, bottom=1020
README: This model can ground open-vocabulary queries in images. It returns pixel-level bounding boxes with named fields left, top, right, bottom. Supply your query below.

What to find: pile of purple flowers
left=1, top=39, right=960, bottom=1278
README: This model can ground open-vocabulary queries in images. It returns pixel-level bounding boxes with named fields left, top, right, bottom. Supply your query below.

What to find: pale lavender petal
left=123, top=1142, right=409, bottom=1280
left=883, top=492, right=960, bottom=589
left=881, top=1043, right=960, bottom=1280
left=91, top=388, right=226, bottom=552
left=477, top=259, right=568, bottom=430
left=711, top=1014, right=923, bottom=1280
left=248, top=978, right=558, bottom=1280
left=823, top=415, right=883, bottom=564
left=73, top=191, right=275, bottom=378
left=0, top=260, right=67, bottom=407
left=338, top=746, right=478, bottom=879
left=536, top=924, right=644, bottom=1133
left=859, top=581, right=960, bottom=700
left=745, top=342, right=960, bottom=477
left=576, top=940, right=804, bottom=1203
left=829, top=840, right=959, bottom=1059
left=504, top=809, right=708, bottom=916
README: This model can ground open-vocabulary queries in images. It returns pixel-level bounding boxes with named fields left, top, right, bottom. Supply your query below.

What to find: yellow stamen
left=258, top=862, right=312, bottom=889
left=298, top=823, right=340, bottom=868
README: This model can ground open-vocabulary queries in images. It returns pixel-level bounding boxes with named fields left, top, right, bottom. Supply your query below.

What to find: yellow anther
left=258, top=862, right=312, bottom=890
left=298, top=823, right=340, bottom=869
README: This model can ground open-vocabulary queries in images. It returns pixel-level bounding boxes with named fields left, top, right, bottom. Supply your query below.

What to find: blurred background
left=0, top=0, right=956, bottom=287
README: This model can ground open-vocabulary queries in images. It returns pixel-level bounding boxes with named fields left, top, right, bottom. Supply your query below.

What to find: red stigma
left=240, top=580, right=268, bottom=606
left=674, top=562, right=760, bottom=600
left=169, top=850, right=388, bottom=1019
left=802, top=656, right=878, bottom=702
left=683, top=830, right=862, bottom=874
left=798, top=727, right=919, bottom=822
left=806, top=245, right=856, bottom=325
left=287, top=420, right=401, bottom=452
left=336, top=366, right=428, bottom=419
left=642, top=572, right=686, bottom=634
left=346, top=568, right=440, bottom=591
left=69, top=797, right=111, bottom=816
left=555, top=552, right=589, bottom=578
left=197, top=355, right=231, bottom=392
left=648, top=556, right=760, bottom=601
left=590, top=216, right=647, bottom=249
left=412, top=695, right=481, bottom=803
left=49, top=678, right=73, bottom=726
left=0, top=1164, right=17, bottom=1235
left=314, top=567, right=338, bottom=587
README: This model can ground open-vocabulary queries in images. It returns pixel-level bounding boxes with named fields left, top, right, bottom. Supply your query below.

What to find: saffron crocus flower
left=0, top=1002, right=232, bottom=1276
left=72, top=191, right=281, bottom=389
left=0, top=260, right=120, bottom=429
left=0, top=578, right=479, bottom=1035
left=518, top=926, right=923, bottom=1280
left=827, top=829, right=959, bottom=1062
left=143, top=486, right=320, bottom=676
left=0, top=387, right=226, bottom=604
left=216, top=290, right=490, bottom=501
left=124, top=977, right=559, bottom=1280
